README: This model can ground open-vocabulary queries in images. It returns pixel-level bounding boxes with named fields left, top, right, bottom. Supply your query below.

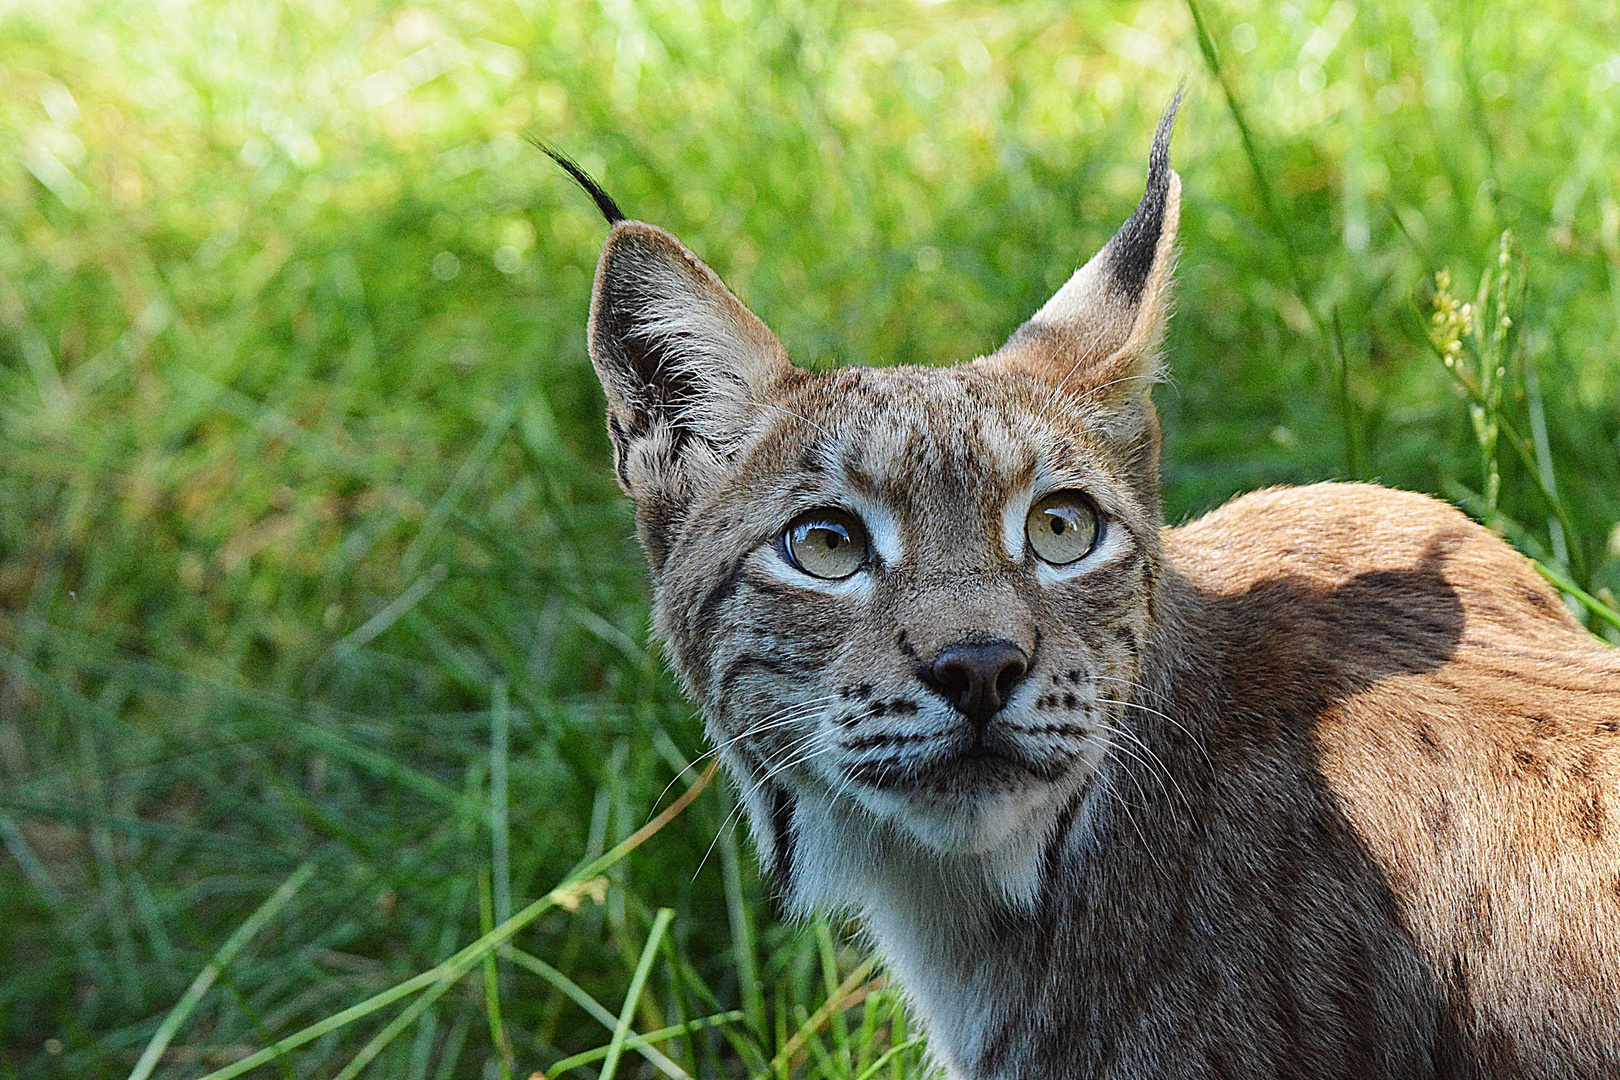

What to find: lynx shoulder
left=563, top=98, right=1620, bottom=1078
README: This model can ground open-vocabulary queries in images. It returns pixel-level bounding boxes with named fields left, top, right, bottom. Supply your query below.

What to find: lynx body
left=569, top=104, right=1620, bottom=1077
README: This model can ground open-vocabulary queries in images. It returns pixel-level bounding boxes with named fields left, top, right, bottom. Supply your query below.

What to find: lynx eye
left=1026, top=492, right=1099, bottom=565
left=783, top=509, right=869, bottom=580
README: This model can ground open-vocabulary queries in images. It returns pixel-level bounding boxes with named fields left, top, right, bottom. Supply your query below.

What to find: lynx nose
left=928, top=640, right=1029, bottom=730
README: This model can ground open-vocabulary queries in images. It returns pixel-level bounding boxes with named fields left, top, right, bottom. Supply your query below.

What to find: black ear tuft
left=1105, top=87, right=1181, bottom=302
left=535, top=140, right=625, bottom=224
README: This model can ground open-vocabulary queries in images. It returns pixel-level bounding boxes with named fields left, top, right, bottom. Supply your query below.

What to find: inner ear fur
left=588, top=221, right=795, bottom=546
left=987, top=94, right=1181, bottom=403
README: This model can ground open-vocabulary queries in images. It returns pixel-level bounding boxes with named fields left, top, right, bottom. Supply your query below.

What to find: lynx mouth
left=843, top=738, right=1078, bottom=792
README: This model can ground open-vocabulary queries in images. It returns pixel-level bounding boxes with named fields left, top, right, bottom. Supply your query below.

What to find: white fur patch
left=787, top=780, right=1097, bottom=1075
left=1000, top=483, right=1033, bottom=564
left=628, top=262, right=780, bottom=450
left=846, top=493, right=904, bottom=568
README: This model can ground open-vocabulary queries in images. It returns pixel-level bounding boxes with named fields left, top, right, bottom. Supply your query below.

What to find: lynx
left=555, top=98, right=1620, bottom=1078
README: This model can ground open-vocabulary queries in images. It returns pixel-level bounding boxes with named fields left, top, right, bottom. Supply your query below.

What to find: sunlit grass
left=2, top=0, right=1618, bottom=1076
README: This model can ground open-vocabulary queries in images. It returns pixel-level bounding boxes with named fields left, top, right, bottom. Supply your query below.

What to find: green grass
left=2, top=0, right=1618, bottom=1076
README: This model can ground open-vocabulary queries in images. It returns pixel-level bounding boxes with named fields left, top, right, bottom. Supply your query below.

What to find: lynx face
left=667, top=363, right=1162, bottom=866
left=581, top=103, right=1180, bottom=907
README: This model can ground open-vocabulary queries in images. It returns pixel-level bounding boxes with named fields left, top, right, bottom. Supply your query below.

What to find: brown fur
left=577, top=102, right=1620, bottom=1077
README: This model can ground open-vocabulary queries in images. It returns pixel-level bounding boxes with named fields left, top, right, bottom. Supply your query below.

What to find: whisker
left=1092, top=690, right=1215, bottom=774
left=1093, top=719, right=1192, bottom=814
left=693, top=742, right=822, bottom=883
left=642, top=695, right=838, bottom=820
left=1099, top=760, right=1171, bottom=880
left=693, top=734, right=837, bottom=883
left=751, top=398, right=835, bottom=441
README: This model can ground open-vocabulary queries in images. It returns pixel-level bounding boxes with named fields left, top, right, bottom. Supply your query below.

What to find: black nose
left=927, top=640, right=1029, bottom=729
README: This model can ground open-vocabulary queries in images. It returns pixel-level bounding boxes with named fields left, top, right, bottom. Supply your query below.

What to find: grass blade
left=1185, top=0, right=1361, bottom=475
left=127, top=861, right=316, bottom=1080
left=504, top=946, right=692, bottom=1080
left=491, top=681, right=511, bottom=927
left=850, top=1038, right=923, bottom=1080
left=600, top=907, right=674, bottom=1080
left=479, top=872, right=513, bottom=1080
left=332, top=977, right=456, bottom=1080
left=766, top=953, right=880, bottom=1076
left=545, top=1011, right=744, bottom=1075
left=719, top=824, right=766, bottom=1039
left=1533, top=561, right=1620, bottom=633
left=192, top=761, right=716, bottom=1080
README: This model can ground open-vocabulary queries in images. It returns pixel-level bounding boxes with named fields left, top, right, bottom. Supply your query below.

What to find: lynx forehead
left=565, top=93, right=1620, bottom=1080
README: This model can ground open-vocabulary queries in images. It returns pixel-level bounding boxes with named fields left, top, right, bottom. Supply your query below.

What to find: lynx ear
left=988, top=93, right=1181, bottom=401
left=588, top=221, right=795, bottom=562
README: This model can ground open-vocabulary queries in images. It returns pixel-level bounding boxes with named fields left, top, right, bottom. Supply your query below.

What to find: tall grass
left=1, top=0, right=1617, bottom=1077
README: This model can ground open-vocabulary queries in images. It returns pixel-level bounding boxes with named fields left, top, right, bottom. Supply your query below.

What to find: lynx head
left=579, top=101, right=1181, bottom=912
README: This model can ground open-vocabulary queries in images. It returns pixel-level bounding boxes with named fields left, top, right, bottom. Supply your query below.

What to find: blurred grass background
left=2, top=0, right=1619, bottom=1076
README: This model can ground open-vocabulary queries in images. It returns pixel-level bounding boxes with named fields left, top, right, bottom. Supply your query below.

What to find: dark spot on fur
left=888, top=699, right=918, bottom=715
left=1063, top=692, right=1079, bottom=709
left=1007, top=722, right=1091, bottom=737
left=1523, top=584, right=1556, bottom=614
left=854, top=683, right=873, bottom=699
left=1416, top=722, right=1445, bottom=758
left=1463, top=880, right=1492, bottom=941
left=842, top=730, right=931, bottom=750
left=869, top=701, right=888, bottom=718
left=1510, top=747, right=1549, bottom=784
left=697, top=559, right=746, bottom=625
left=768, top=783, right=796, bottom=888
left=896, top=631, right=921, bottom=663
left=1067, top=670, right=1082, bottom=684
left=1600, top=720, right=1619, bottom=735
left=1037, top=774, right=1094, bottom=917
left=1424, top=797, right=1454, bottom=849
left=716, top=653, right=802, bottom=706
left=796, top=443, right=827, bottom=476
left=1576, top=790, right=1605, bottom=842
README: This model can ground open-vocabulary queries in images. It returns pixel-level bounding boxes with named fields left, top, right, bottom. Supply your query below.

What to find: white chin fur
left=850, top=781, right=1055, bottom=856
left=772, top=767, right=1101, bottom=1076
left=787, top=778, right=1076, bottom=918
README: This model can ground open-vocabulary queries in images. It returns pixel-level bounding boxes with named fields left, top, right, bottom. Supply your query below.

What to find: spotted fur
left=576, top=101, right=1620, bottom=1078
